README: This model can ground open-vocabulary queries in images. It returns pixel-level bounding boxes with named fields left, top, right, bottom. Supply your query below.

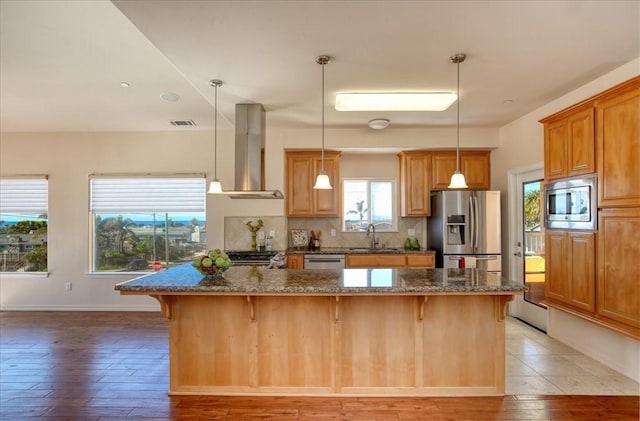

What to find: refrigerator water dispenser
left=446, top=215, right=465, bottom=245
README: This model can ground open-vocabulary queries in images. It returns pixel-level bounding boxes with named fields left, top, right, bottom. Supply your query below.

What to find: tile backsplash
left=225, top=216, right=427, bottom=251
left=287, top=217, right=426, bottom=250
left=224, top=217, right=287, bottom=251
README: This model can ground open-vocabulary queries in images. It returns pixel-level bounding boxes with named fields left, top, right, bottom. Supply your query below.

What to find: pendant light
left=448, top=53, right=468, bottom=189
left=207, top=79, right=224, bottom=194
left=313, top=55, right=332, bottom=190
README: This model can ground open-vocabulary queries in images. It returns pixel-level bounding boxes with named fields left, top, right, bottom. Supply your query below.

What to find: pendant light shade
left=207, top=180, right=223, bottom=194
left=448, top=53, right=468, bottom=189
left=313, top=173, right=332, bottom=189
left=314, top=55, right=332, bottom=190
left=207, top=79, right=224, bottom=194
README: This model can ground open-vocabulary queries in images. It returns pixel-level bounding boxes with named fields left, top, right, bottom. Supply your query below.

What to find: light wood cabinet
left=431, top=151, right=491, bottom=190
left=542, top=105, right=594, bottom=180
left=286, top=150, right=341, bottom=217
left=398, top=151, right=431, bottom=216
left=346, top=253, right=435, bottom=269
left=541, top=76, right=639, bottom=339
left=347, top=254, right=407, bottom=268
left=596, top=77, right=640, bottom=208
left=545, top=230, right=595, bottom=314
left=597, top=208, right=639, bottom=336
left=406, top=253, right=435, bottom=268
left=398, top=150, right=491, bottom=217
left=287, top=254, right=304, bottom=269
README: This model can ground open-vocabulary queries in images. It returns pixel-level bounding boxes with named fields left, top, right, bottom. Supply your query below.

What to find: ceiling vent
left=169, top=120, right=196, bottom=127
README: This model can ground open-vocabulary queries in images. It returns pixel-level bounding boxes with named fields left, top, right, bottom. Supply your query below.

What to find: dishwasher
left=303, top=254, right=345, bottom=269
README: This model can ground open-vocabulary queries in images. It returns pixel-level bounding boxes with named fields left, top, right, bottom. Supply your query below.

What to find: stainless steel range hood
left=224, top=104, right=283, bottom=199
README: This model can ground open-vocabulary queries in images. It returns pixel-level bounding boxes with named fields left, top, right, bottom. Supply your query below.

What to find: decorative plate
left=291, top=229, right=308, bottom=247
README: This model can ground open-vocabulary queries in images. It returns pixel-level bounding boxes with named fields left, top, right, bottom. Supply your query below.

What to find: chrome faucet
left=366, top=224, right=379, bottom=249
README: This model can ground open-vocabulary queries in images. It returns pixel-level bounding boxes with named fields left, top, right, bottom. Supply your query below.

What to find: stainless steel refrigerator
left=427, top=190, right=502, bottom=273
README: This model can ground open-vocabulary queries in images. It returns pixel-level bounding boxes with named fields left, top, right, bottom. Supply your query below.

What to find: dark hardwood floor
left=1, top=311, right=638, bottom=420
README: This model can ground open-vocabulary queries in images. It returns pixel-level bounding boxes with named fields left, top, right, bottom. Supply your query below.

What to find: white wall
left=495, top=57, right=640, bottom=381
left=0, top=126, right=498, bottom=310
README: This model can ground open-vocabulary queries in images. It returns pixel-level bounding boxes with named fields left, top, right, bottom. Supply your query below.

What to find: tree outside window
left=343, top=179, right=397, bottom=232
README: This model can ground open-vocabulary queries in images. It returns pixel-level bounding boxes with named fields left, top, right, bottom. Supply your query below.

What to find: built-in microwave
left=544, top=174, right=597, bottom=230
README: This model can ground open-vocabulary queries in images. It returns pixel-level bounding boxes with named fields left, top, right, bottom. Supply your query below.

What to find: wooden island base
left=157, top=293, right=514, bottom=397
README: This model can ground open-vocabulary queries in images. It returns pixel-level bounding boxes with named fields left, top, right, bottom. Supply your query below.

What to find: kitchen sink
left=347, top=247, right=402, bottom=253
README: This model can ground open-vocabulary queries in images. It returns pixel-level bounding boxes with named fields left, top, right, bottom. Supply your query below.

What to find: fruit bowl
left=193, top=249, right=232, bottom=280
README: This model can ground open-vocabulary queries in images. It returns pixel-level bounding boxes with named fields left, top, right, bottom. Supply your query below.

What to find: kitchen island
left=116, top=264, right=524, bottom=397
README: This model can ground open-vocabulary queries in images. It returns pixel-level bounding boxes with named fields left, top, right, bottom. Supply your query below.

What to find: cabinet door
left=287, top=254, right=304, bottom=269
left=286, top=154, right=314, bottom=216
left=431, top=151, right=491, bottom=190
left=312, top=154, right=340, bottom=216
left=399, top=152, right=430, bottom=216
left=346, top=254, right=406, bottom=268
left=545, top=230, right=569, bottom=304
left=567, top=108, right=595, bottom=176
left=406, top=253, right=435, bottom=268
left=431, top=153, right=458, bottom=190
left=567, top=232, right=595, bottom=313
left=286, top=151, right=341, bottom=217
left=597, top=208, right=640, bottom=329
left=544, top=119, right=568, bottom=180
left=597, top=78, right=640, bottom=207
left=461, top=152, right=491, bottom=190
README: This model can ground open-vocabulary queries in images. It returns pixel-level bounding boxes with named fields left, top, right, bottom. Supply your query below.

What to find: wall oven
left=544, top=174, right=597, bottom=230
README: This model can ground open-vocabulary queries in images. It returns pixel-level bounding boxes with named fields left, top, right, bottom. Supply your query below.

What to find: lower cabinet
left=545, top=220, right=639, bottom=339
left=597, top=208, right=640, bottom=335
left=287, top=254, right=304, bottom=269
left=347, top=254, right=407, bottom=268
left=346, top=253, right=435, bottom=269
left=545, top=230, right=595, bottom=313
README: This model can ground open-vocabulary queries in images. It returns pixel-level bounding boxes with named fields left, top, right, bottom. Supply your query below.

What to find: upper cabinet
left=398, top=151, right=431, bottom=217
left=431, top=151, right=491, bottom=190
left=541, top=104, right=595, bottom=180
left=286, top=150, right=341, bottom=217
left=398, top=150, right=491, bottom=217
left=596, top=77, right=640, bottom=208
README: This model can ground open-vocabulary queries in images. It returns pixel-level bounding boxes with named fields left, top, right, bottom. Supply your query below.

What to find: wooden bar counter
left=116, top=264, right=524, bottom=397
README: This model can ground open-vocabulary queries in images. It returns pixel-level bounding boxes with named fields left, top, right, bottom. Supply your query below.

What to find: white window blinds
left=0, top=177, right=49, bottom=214
left=90, top=176, right=205, bottom=213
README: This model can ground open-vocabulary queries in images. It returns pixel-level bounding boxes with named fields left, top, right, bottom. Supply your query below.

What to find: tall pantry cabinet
left=541, top=76, right=639, bottom=340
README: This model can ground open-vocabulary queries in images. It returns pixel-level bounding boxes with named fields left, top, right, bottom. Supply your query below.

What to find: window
left=90, top=175, right=206, bottom=272
left=0, top=177, right=49, bottom=272
left=343, top=179, right=397, bottom=232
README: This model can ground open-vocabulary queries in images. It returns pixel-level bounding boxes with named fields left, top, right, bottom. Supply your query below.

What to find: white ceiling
left=1, top=0, right=638, bottom=133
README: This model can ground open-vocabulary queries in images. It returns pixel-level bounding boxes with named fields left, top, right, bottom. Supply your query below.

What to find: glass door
left=509, top=167, right=547, bottom=331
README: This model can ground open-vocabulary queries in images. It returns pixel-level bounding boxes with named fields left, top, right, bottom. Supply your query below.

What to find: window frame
left=342, top=177, right=398, bottom=233
left=88, top=174, right=206, bottom=274
left=0, top=176, right=49, bottom=274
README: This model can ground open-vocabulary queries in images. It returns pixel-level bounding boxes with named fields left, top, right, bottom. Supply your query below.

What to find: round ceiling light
left=368, top=118, right=390, bottom=130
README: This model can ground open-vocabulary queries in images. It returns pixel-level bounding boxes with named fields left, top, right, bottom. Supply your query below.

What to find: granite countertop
left=115, top=263, right=524, bottom=295
left=287, top=247, right=435, bottom=255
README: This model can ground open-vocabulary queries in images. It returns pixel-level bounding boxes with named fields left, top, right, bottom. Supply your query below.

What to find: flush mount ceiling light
left=368, top=118, right=390, bottom=130
left=448, top=53, right=468, bottom=189
left=207, top=80, right=224, bottom=194
left=160, top=91, right=180, bottom=102
left=313, top=55, right=332, bottom=190
left=335, top=92, right=457, bottom=112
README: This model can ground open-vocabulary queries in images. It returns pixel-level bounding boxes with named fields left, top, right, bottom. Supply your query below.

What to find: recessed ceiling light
left=368, top=118, right=390, bottom=130
left=160, top=92, right=180, bottom=102
left=120, top=81, right=130, bottom=88
left=335, top=92, right=457, bottom=111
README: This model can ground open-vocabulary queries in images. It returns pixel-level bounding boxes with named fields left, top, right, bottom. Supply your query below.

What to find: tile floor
left=505, top=317, right=639, bottom=395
